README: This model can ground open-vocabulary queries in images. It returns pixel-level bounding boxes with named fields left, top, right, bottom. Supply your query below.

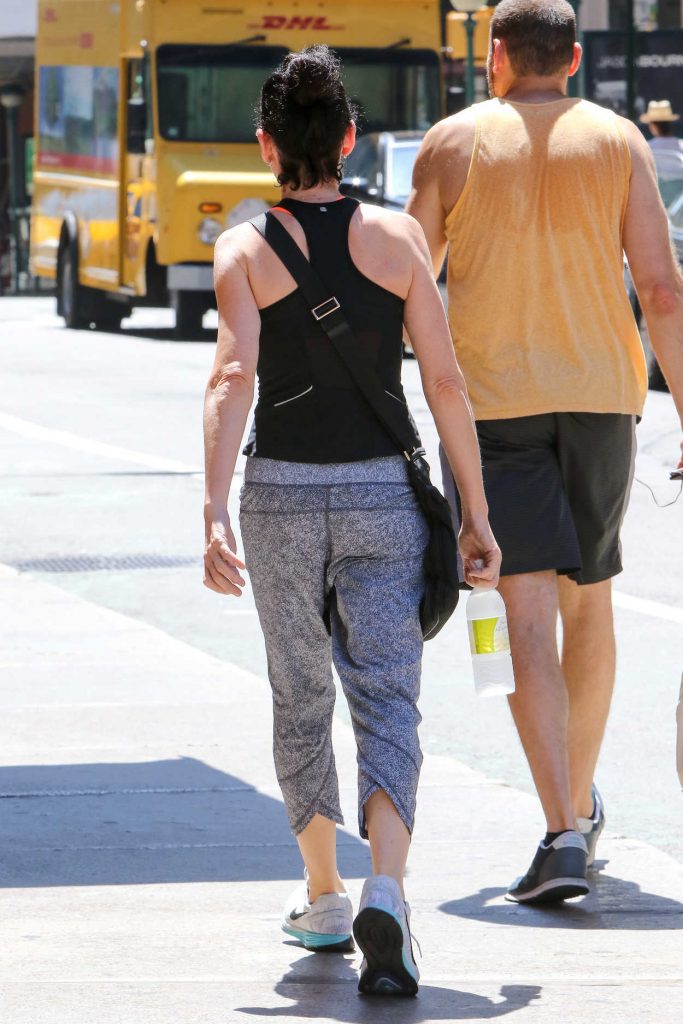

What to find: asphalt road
left=1, top=296, right=682, bottom=863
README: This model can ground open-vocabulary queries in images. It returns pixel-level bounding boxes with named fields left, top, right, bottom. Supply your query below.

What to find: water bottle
left=466, top=587, right=515, bottom=698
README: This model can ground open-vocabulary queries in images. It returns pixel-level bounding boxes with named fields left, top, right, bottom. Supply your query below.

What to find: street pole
left=465, top=13, right=476, bottom=106
left=625, top=0, right=637, bottom=122
left=450, top=1, right=481, bottom=107
left=0, top=85, right=26, bottom=295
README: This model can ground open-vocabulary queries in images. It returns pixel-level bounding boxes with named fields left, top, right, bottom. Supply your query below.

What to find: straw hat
left=640, top=100, right=680, bottom=124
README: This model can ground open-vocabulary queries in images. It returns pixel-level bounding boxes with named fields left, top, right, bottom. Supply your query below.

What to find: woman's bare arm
left=402, top=217, right=501, bottom=588
left=203, top=229, right=260, bottom=595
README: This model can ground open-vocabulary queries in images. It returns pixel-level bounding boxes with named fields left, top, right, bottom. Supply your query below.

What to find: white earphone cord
left=634, top=476, right=683, bottom=508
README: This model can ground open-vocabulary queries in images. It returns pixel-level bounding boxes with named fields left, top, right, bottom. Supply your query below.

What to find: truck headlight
left=197, top=218, right=223, bottom=245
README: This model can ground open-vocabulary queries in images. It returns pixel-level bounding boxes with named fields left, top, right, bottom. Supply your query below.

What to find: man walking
left=407, top=0, right=683, bottom=903
left=640, top=99, right=683, bottom=203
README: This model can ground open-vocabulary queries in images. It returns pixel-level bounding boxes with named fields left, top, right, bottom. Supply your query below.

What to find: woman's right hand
left=204, top=514, right=247, bottom=596
left=459, top=517, right=502, bottom=590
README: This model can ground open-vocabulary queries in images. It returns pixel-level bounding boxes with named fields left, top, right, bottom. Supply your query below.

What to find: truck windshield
left=156, top=45, right=287, bottom=143
left=335, top=48, right=440, bottom=133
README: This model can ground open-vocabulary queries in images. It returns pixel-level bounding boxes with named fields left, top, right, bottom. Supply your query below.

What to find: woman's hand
left=204, top=514, right=246, bottom=596
left=459, top=517, right=502, bottom=590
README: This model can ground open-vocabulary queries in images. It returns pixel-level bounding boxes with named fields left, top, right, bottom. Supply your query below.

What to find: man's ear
left=568, top=42, right=583, bottom=78
left=491, top=37, right=507, bottom=75
left=341, top=121, right=357, bottom=158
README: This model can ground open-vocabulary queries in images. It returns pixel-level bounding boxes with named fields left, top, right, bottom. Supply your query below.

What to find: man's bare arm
left=406, top=112, right=477, bottom=277
left=622, top=118, right=683, bottom=464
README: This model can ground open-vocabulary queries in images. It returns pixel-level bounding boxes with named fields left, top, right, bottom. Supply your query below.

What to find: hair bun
left=286, top=48, right=338, bottom=107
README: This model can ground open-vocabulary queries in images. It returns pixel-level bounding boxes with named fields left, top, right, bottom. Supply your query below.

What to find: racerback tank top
left=244, top=196, right=409, bottom=464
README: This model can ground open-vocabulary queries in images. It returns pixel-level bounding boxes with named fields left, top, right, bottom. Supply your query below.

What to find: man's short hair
left=491, top=0, right=576, bottom=78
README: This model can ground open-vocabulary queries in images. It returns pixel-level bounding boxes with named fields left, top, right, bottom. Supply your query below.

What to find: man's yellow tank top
left=445, top=97, right=647, bottom=420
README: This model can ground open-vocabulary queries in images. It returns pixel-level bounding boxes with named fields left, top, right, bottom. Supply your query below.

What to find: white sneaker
left=282, top=879, right=354, bottom=952
left=353, top=875, right=420, bottom=996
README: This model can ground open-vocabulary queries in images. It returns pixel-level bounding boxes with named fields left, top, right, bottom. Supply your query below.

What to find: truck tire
left=93, top=308, right=125, bottom=332
left=172, top=290, right=206, bottom=339
left=58, top=244, right=91, bottom=329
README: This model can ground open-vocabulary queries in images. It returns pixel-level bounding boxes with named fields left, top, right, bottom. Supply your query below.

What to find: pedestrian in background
left=408, top=0, right=683, bottom=903
left=203, top=46, right=500, bottom=996
left=640, top=99, right=683, bottom=204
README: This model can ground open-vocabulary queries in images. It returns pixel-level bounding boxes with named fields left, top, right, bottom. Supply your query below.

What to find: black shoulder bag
left=250, top=211, right=460, bottom=640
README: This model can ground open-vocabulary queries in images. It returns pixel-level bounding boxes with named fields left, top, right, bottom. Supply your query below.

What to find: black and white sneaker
left=577, top=785, right=605, bottom=868
left=506, top=830, right=589, bottom=904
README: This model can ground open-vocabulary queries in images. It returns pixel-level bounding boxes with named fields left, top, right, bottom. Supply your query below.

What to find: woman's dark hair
left=258, top=45, right=355, bottom=191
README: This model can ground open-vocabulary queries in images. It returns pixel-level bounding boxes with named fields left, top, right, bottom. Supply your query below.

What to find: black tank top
left=244, top=196, right=408, bottom=464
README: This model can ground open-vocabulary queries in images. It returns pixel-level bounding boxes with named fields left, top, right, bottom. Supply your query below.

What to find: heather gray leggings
left=240, top=456, right=428, bottom=839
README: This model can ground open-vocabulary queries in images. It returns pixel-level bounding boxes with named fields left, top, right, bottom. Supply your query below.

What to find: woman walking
left=203, top=45, right=500, bottom=997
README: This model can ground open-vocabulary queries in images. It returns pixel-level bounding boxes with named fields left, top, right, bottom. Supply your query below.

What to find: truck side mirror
left=127, top=98, right=147, bottom=155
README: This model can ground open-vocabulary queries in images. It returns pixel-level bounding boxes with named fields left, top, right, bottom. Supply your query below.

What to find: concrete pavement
left=2, top=564, right=683, bottom=1023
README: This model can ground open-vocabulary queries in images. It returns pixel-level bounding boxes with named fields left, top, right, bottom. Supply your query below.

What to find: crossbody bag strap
left=250, top=211, right=425, bottom=465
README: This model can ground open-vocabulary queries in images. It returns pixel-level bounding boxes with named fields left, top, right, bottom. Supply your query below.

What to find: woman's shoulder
left=352, top=202, right=426, bottom=250
left=213, top=222, right=261, bottom=282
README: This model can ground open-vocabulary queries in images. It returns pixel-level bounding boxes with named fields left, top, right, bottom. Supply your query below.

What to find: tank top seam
left=445, top=114, right=482, bottom=229
left=612, top=112, right=633, bottom=237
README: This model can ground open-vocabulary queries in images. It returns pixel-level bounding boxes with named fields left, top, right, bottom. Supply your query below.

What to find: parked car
left=341, top=130, right=424, bottom=210
left=341, top=131, right=427, bottom=357
left=625, top=184, right=683, bottom=392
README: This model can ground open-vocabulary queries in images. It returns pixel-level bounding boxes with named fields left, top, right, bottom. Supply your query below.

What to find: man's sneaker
left=577, top=784, right=605, bottom=868
left=282, top=880, right=354, bottom=952
left=353, top=875, right=419, bottom=997
left=506, top=830, right=589, bottom=904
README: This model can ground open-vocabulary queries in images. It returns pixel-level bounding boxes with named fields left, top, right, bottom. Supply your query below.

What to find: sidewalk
left=2, top=564, right=682, bottom=1023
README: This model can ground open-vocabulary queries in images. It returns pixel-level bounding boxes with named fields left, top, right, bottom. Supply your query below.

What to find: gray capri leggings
left=239, top=456, right=428, bottom=840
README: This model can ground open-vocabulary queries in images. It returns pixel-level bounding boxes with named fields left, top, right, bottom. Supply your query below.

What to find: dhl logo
left=249, top=15, right=344, bottom=31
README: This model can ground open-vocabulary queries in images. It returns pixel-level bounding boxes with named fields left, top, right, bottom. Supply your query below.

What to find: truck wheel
left=58, top=245, right=90, bottom=329
left=93, top=303, right=125, bottom=332
left=172, top=290, right=206, bottom=339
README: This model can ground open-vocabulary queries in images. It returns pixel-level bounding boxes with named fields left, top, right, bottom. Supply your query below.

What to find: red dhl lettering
left=80, top=32, right=94, bottom=48
left=249, top=15, right=343, bottom=31
left=44, top=6, right=58, bottom=21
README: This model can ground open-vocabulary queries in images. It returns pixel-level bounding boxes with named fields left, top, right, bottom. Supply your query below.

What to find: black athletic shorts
left=440, top=412, right=637, bottom=586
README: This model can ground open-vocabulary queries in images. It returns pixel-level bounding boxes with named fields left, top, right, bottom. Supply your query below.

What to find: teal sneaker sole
left=353, top=907, right=418, bottom=997
left=282, top=923, right=354, bottom=952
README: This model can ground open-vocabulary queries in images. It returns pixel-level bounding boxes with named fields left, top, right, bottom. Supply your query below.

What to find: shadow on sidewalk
left=0, top=756, right=371, bottom=888
left=237, top=956, right=541, bottom=1020
left=438, top=866, right=683, bottom=929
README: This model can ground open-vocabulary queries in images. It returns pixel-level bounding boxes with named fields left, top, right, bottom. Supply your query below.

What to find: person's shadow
left=237, top=955, right=541, bottom=1021
left=439, top=860, right=683, bottom=930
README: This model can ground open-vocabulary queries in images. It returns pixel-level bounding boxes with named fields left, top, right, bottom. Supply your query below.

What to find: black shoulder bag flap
left=251, top=211, right=459, bottom=640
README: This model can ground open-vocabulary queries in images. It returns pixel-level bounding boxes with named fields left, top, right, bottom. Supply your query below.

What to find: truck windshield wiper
left=386, top=38, right=412, bottom=49
left=162, top=36, right=268, bottom=64
left=226, top=34, right=267, bottom=47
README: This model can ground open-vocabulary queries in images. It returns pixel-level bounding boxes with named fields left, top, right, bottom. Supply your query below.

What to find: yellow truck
left=30, top=0, right=443, bottom=335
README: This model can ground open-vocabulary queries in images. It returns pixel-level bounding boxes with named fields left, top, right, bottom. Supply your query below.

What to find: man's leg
left=558, top=575, right=616, bottom=819
left=498, top=570, right=576, bottom=832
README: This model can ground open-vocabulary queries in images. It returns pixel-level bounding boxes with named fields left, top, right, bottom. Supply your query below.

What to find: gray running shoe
left=506, top=830, right=589, bottom=904
left=282, top=880, right=354, bottom=952
left=353, top=875, right=419, bottom=997
left=577, top=784, right=606, bottom=868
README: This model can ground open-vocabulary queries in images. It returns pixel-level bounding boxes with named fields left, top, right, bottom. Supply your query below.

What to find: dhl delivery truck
left=30, top=0, right=444, bottom=335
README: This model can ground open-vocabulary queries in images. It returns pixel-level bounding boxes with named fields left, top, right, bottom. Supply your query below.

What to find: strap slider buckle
left=311, top=297, right=341, bottom=321
left=405, top=446, right=427, bottom=464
